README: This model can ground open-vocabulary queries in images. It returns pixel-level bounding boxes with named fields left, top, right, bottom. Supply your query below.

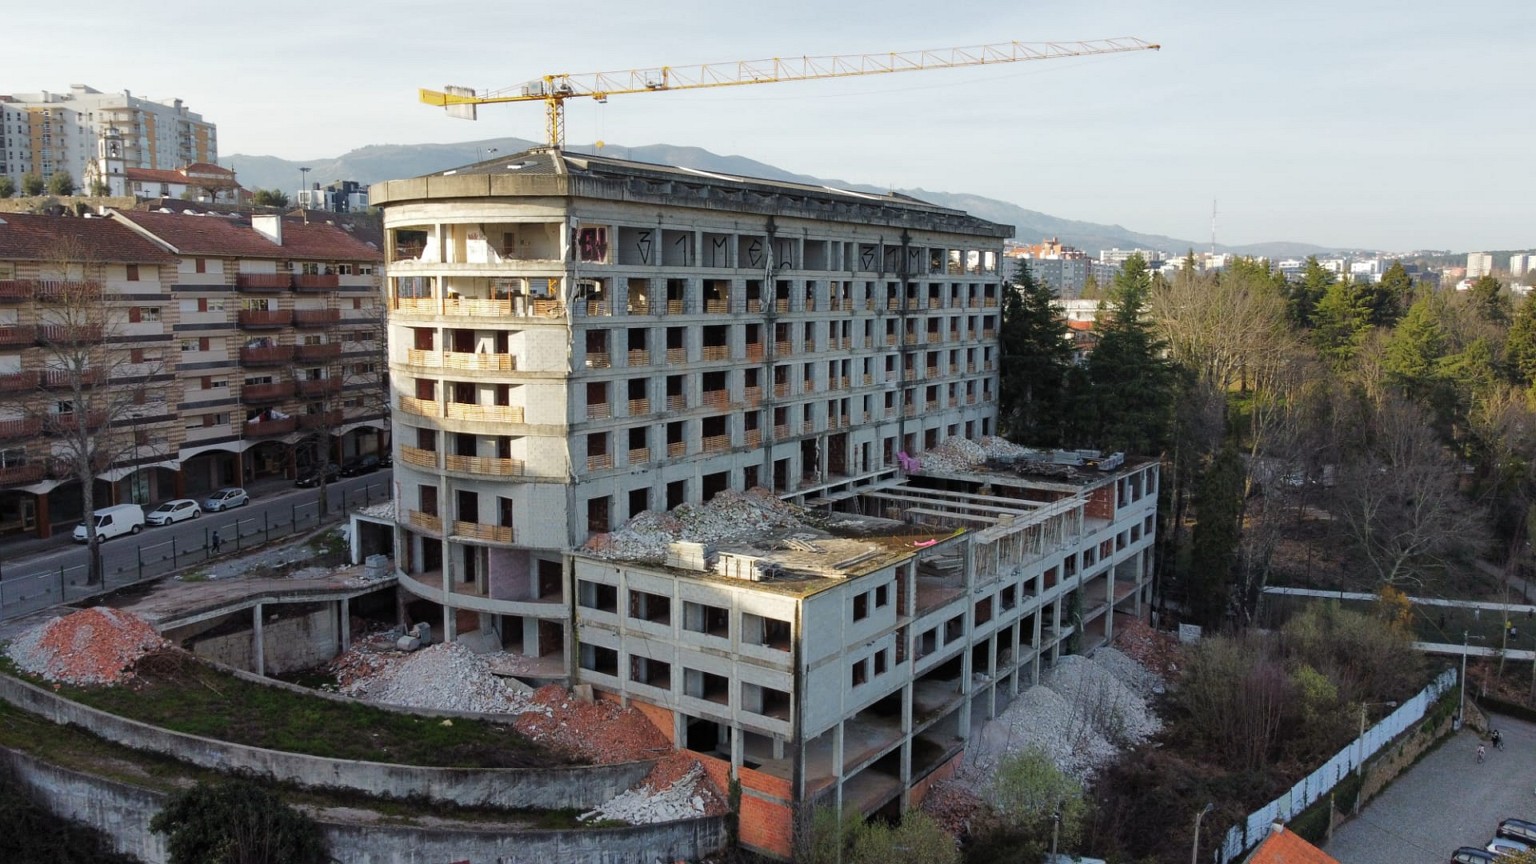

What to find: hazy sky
left=11, top=0, right=1534, bottom=251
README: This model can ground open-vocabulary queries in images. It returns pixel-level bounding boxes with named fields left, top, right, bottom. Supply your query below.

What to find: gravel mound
left=1091, top=645, right=1164, bottom=698
left=1046, top=654, right=1162, bottom=747
left=5, top=608, right=168, bottom=686
left=337, top=642, right=534, bottom=714
left=918, top=437, right=988, bottom=473
left=585, top=487, right=807, bottom=563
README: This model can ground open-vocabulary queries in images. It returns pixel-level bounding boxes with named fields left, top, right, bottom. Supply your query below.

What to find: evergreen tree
left=251, top=188, right=290, bottom=208
left=1468, top=275, right=1511, bottom=324
left=1311, top=276, right=1372, bottom=365
left=1287, top=256, right=1334, bottom=329
left=1374, top=260, right=1415, bottom=326
left=1186, top=442, right=1243, bottom=629
left=998, top=261, right=1072, bottom=446
left=1085, top=254, right=1176, bottom=454
left=1507, top=295, right=1536, bottom=385
left=1382, top=294, right=1448, bottom=391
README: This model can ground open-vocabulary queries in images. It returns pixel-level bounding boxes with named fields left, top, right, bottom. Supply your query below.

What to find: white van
left=72, top=504, right=146, bottom=543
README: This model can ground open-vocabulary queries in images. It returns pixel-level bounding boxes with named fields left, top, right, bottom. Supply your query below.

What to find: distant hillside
left=225, top=138, right=1328, bottom=257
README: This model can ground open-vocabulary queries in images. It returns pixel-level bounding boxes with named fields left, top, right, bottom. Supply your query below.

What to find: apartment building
left=0, top=85, right=216, bottom=189
left=0, top=210, right=386, bottom=539
left=572, top=455, right=1158, bottom=857
left=372, top=147, right=1009, bottom=665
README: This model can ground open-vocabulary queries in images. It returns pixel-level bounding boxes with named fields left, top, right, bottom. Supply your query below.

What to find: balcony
left=38, top=325, right=103, bottom=345
left=627, top=348, right=649, bottom=367
left=0, top=280, right=31, bottom=300
left=295, top=343, right=342, bottom=362
left=240, top=381, right=290, bottom=403
left=399, top=446, right=438, bottom=469
left=667, top=441, right=686, bottom=458
left=665, top=348, right=686, bottom=365
left=298, top=410, right=344, bottom=430
left=442, top=351, right=515, bottom=372
left=701, top=345, right=730, bottom=362
left=33, top=280, right=102, bottom=302
left=0, top=372, right=35, bottom=393
left=408, top=510, right=443, bottom=535
left=702, top=435, right=729, bottom=454
left=743, top=386, right=762, bottom=406
left=444, top=402, right=524, bottom=424
left=586, top=402, right=611, bottom=420
left=452, top=521, right=514, bottom=544
left=398, top=395, right=438, bottom=417
left=244, top=416, right=297, bottom=437
left=665, top=394, right=687, bottom=412
left=293, top=274, right=340, bottom=292
left=47, top=410, right=107, bottom=432
left=296, top=379, right=342, bottom=398
left=701, top=390, right=729, bottom=409
left=240, top=345, right=293, bottom=366
left=0, top=418, right=42, bottom=439
left=628, top=447, right=649, bottom=465
left=236, top=273, right=291, bottom=292
left=745, top=428, right=762, bottom=447
left=585, top=352, right=610, bottom=369
left=0, top=463, right=45, bottom=486
left=443, top=297, right=515, bottom=318
left=294, top=309, right=341, bottom=328
left=444, top=454, right=526, bottom=476
left=586, top=453, right=612, bottom=471
left=238, top=310, right=292, bottom=329
left=627, top=397, right=650, bottom=416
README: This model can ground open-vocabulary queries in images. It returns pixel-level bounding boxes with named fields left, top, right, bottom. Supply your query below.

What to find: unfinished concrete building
left=572, top=455, right=1158, bottom=857
left=372, top=148, right=1010, bottom=669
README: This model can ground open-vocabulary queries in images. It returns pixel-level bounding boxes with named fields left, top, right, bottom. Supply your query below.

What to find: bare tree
left=29, top=241, right=169, bottom=583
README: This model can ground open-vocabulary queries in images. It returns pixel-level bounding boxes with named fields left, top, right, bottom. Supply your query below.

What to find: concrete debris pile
left=584, top=487, right=807, bottom=564
left=334, top=641, right=537, bottom=715
left=915, top=437, right=988, bottom=473
left=582, top=751, right=727, bottom=824
left=977, top=436, right=1033, bottom=461
left=5, top=607, right=169, bottom=686
left=1089, top=644, right=1165, bottom=699
left=960, top=649, right=1163, bottom=788
left=1113, top=618, right=1183, bottom=678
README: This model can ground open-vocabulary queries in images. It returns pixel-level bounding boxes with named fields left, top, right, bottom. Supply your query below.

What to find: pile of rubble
left=584, top=487, right=808, bottom=564
left=5, top=607, right=169, bottom=686
left=915, top=437, right=989, bottom=474
left=1113, top=618, right=1183, bottom=678
left=334, top=641, right=536, bottom=715
left=514, top=684, right=672, bottom=764
left=582, top=751, right=727, bottom=824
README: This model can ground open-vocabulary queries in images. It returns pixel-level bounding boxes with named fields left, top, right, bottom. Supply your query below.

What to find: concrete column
left=523, top=617, right=541, bottom=658
left=730, top=723, right=744, bottom=779
left=252, top=603, right=265, bottom=676
left=832, top=721, right=845, bottom=813
left=339, top=597, right=351, bottom=652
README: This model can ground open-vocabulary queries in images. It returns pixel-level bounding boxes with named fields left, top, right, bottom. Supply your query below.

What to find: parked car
left=1453, top=847, right=1499, bottom=864
left=1497, top=820, right=1536, bottom=846
left=72, top=503, right=146, bottom=542
left=294, top=463, right=340, bottom=488
left=146, top=499, right=201, bottom=525
left=202, top=487, right=249, bottom=512
left=339, top=455, right=380, bottom=477
left=1486, top=838, right=1531, bottom=858
left=377, top=452, right=392, bottom=469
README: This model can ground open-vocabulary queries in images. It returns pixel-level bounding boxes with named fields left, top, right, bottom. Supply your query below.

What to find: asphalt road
left=1326, top=715, right=1536, bottom=864
left=0, top=471, right=392, bottom=620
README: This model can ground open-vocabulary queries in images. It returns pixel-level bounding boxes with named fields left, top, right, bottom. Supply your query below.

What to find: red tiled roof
left=0, top=212, right=177, bottom=264
left=123, top=167, right=191, bottom=185
left=1066, top=320, right=1096, bottom=331
left=112, top=210, right=380, bottom=262
left=1246, top=825, right=1340, bottom=864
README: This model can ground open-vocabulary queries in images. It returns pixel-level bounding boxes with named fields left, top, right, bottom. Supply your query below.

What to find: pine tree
left=1287, top=256, right=1334, bottom=329
left=1506, top=295, right=1536, bottom=385
left=1469, top=275, right=1511, bottom=324
left=1382, top=294, right=1448, bottom=390
left=1186, top=442, right=1243, bottom=629
left=1374, top=260, right=1415, bottom=326
left=1311, top=276, right=1373, bottom=365
left=998, top=262, right=1072, bottom=446
left=1085, top=254, right=1176, bottom=454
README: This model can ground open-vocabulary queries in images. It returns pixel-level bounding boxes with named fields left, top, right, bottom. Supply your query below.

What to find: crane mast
left=421, top=38, right=1159, bottom=148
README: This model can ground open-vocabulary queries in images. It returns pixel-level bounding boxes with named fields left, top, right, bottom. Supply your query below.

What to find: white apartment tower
left=0, top=85, right=216, bottom=189
left=1468, top=251, right=1495, bottom=279
left=372, top=148, right=1009, bottom=660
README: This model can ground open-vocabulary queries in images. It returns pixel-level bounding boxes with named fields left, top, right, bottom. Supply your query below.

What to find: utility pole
left=1192, top=802, right=1214, bottom=864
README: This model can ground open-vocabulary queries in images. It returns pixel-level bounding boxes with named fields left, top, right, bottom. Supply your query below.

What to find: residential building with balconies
left=371, top=147, right=1010, bottom=682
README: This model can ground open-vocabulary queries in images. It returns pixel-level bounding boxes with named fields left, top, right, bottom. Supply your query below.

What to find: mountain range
left=224, top=138, right=1327, bottom=258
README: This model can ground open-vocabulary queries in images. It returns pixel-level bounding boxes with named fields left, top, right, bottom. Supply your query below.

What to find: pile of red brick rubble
left=6, top=607, right=168, bottom=686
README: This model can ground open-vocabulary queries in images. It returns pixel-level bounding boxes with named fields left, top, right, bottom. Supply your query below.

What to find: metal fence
left=0, top=481, right=390, bottom=622
left=1214, top=667, right=1459, bottom=863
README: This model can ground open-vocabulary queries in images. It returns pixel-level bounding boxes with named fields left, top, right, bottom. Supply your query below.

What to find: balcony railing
left=293, top=274, right=341, bottom=291
left=667, top=441, right=686, bottom=458
left=236, top=273, right=291, bottom=291
left=443, top=351, right=515, bottom=372
left=702, top=435, right=729, bottom=454
left=296, top=379, right=342, bottom=398
left=47, top=410, right=107, bottom=432
left=627, top=348, right=649, bottom=367
left=394, top=297, right=438, bottom=314
left=399, top=446, right=438, bottom=469
left=453, top=521, right=515, bottom=544
left=701, top=390, right=729, bottom=408
left=240, top=345, right=293, bottom=365
left=445, top=402, right=524, bottom=424
left=627, top=397, right=650, bottom=416
left=295, top=343, right=342, bottom=362
left=587, top=402, right=611, bottom=419
left=443, top=297, right=514, bottom=317
left=38, top=325, right=103, bottom=344
left=237, top=310, right=292, bottom=328
left=298, top=410, right=344, bottom=429
left=586, top=453, right=612, bottom=471
left=0, top=463, right=45, bottom=485
left=0, top=280, right=31, bottom=300
left=0, top=418, right=42, bottom=439
left=244, top=416, right=298, bottom=436
left=240, top=381, right=290, bottom=403
left=0, top=372, right=35, bottom=393
left=628, top=447, right=649, bottom=465
left=408, top=510, right=443, bottom=535
left=743, top=386, right=762, bottom=406
left=585, top=352, right=611, bottom=369
left=34, top=280, right=102, bottom=302
left=294, top=309, right=341, bottom=327
left=744, top=429, right=762, bottom=447
left=0, top=325, right=33, bottom=345
left=665, top=394, right=687, bottom=412
left=443, top=454, right=526, bottom=476
left=665, top=348, right=686, bottom=364
left=399, top=395, right=438, bottom=417
left=701, top=345, right=730, bottom=361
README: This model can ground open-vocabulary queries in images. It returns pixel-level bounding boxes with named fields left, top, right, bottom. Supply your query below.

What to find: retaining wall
left=2, top=746, right=729, bottom=864
left=0, top=672, right=649, bottom=810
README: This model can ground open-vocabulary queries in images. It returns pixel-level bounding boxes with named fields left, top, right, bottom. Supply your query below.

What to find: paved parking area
left=1326, top=714, right=1536, bottom=864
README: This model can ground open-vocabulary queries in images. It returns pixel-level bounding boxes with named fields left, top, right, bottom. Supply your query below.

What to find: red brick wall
left=1086, top=484, right=1114, bottom=520
left=627, top=698, right=676, bottom=743
left=906, top=752, right=963, bottom=808
left=694, top=751, right=796, bottom=859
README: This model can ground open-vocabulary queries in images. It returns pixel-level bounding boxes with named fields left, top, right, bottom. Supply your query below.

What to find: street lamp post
left=1191, top=802, right=1214, bottom=864
left=299, top=166, right=310, bottom=206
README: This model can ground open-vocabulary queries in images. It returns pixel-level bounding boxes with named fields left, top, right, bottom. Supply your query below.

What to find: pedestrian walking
left=211, top=530, right=221, bottom=554
left=1478, top=743, right=1487, bottom=763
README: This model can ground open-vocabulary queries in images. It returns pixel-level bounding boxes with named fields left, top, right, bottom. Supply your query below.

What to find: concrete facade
left=372, top=148, right=1011, bottom=665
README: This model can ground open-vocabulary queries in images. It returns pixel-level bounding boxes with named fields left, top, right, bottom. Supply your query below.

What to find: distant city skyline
left=8, top=0, right=1533, bottom=251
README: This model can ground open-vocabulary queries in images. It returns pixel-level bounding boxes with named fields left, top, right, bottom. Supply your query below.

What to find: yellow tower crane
left=420, top=38, right=1159, bottom=149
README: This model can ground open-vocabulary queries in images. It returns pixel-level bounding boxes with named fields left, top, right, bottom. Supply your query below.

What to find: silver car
left=202, top=487, right=249, bottom=512
left=146, top=499, right=202, bottom=525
